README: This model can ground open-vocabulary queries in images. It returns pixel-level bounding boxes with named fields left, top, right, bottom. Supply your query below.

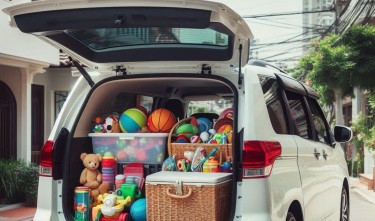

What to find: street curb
left=352, top=188, right=375, bottom=205
left=0, top=203, right=24, bottom=212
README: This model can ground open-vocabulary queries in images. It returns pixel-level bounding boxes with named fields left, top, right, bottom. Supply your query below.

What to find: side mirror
left=333, top=125, right=353, bottom=143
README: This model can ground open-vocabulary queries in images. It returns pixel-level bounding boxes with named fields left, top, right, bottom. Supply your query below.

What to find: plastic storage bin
left=146, top=171, right=232, bottom=221
left=89, top=133, right=168, bottom=164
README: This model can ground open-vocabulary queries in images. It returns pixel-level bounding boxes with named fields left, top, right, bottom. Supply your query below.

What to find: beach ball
left=209, top=132, right=228, bottom=144
left=147, top=108, right=176, bottom=133
left=130, top=199, right=147, bottom=221
left=119, top=108, right=147, bottom=133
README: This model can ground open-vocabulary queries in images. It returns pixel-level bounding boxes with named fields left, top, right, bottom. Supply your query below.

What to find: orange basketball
left=147, top=108, right=177, bottom=133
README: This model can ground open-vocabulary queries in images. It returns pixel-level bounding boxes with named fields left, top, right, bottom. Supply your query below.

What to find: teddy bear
left=79, top=153, right=109, bottom=197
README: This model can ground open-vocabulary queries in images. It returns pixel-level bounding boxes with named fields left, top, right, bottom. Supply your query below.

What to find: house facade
left=0, top=0, right=78, bottom=163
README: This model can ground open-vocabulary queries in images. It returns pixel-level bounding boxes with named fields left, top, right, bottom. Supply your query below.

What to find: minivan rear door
left=4, top=0, right=253, bottom=75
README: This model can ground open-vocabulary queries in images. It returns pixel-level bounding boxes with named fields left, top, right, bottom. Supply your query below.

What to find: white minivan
left=5, top=0, right=352, bottom=221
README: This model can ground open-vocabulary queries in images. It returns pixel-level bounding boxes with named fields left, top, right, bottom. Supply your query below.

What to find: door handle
left=314, top=148, right=320, bottom=159
left=322, top=150, right=328, bottom=160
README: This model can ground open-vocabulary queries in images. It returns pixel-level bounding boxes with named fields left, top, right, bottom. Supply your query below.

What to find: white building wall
left=34, top=69, right=78, bottom=141
left=0, top=0, right=59, bottom=65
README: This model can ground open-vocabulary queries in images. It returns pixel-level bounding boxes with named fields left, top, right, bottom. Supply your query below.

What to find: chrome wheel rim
left=341, top=188, right=349, bottom=221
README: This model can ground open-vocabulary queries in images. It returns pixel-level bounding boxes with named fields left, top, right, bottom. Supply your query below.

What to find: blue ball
left=130, top=198, right=146, bottom=221
left=119, top=108, right=146, bottom=133
left=197, top=117, right=212, bottom=133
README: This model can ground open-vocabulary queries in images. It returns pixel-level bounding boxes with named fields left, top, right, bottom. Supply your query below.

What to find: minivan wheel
left=286, top=212, right=297, bottom=221
left=341, top=187, right=349, bottom=221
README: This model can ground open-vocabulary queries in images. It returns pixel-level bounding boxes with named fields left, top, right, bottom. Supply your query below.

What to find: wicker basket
left=146, top=177, right=231, bottom=221
left=168, top=117, right=232, bottom=163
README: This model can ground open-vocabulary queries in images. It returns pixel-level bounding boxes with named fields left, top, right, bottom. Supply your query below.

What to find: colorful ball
left=130, top=198, right=147, bottom=221
left=217, top=124, right=233, bottom=134
left=197, top=117, right=212, bottom=133
left=209, top=132, right=228, bottom=144
left=176, top=134, right=189, bottom=143
left=176, top=124, right=198, bottom=136
left=119, top=108, right=147, bottom=133
left=147, top=108, right=176, bottom=133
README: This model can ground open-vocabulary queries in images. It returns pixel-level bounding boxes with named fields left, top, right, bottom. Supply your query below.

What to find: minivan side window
left=306, top=98, right=331, bottom=144
left=258, top=75, right=288, bottom=134
left=285, top=91, right=311, bottom=139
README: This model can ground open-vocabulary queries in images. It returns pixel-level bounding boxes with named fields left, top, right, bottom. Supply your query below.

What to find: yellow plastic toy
left=92, top=193, right=132, bottom=220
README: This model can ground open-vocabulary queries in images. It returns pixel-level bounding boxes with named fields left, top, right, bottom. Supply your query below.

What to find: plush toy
left=79, top=153, right=109, bottom=197
left=103, top=116, right=121, bottom=133
left=92, top=116, right=105, bottom=133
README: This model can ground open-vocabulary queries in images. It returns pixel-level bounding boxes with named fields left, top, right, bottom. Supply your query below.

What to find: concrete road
left=350, top=189, right=375, bottom=220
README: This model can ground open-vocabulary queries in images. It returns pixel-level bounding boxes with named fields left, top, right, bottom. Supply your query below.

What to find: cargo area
left=63, top=75, right=238, bottom=221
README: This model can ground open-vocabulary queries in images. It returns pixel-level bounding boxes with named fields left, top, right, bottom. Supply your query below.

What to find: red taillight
left=242, top=141, right=282, bottom=178
left=39, top=140, right=54, bottom=177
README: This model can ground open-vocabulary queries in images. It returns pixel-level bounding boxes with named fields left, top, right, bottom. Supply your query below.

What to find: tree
left=292, top=25, right=375, bottom=175
left=292, top=25, right=375, bottom=124
left=340, top=25, right=375, bottom=91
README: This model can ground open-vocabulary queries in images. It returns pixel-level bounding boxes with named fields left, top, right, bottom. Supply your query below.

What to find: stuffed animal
left=103, top=116, right=121, bottom=133
left=79, top=153, right=109, bottom=197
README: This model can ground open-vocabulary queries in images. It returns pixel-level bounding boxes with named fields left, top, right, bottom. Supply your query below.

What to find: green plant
left=365, top=126, right=375, bottom=157
left=0, top=159, right=39, bottom=205
left=20, top=162, right=39, bottom=206
left=0, top=160, right=24, bottom=202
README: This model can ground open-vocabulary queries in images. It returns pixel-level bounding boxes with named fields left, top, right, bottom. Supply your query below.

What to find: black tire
left=340, top=187, right=349, bottom=221
left=286, top=212, right=297, bottom=221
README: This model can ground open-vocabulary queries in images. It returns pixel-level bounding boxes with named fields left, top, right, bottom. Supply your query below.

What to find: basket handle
left=167, top=117, right=193, bottom=156
left=165, top=187, right=192, bottom=199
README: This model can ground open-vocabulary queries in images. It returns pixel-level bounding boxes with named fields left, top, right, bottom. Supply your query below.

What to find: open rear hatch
left=4, top=0, right=253, bottom=74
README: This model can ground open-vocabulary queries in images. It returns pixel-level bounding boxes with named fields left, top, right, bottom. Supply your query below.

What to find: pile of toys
left=92, top=107, right=177, bottom=134
left=163, top=107, right=234, bottom=173
left=90, top=106, right=177, bottom=165
left=76, top=155, right=147, bottom=221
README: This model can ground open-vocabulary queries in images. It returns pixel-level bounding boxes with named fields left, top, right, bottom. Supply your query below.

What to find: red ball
left=147, top=108, right=177, bottom=133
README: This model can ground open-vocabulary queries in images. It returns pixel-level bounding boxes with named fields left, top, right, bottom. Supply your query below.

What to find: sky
left=216, top=0, right=304, bottom=68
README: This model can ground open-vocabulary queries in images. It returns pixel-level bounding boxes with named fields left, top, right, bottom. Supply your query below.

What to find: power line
left=258, top=47, right=303, bottom=60
left=242, top=8, right=334, bottom=18
left=247, top=19, right=316, bottom=30
left=252, top=17, right=318, bottom=30
left=251, top=31, right=319, bottom=50
left=251, top=36, right=321, bottom=52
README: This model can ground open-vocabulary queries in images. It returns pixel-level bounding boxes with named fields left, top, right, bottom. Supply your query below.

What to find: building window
left=55, top=91, right=69, bottom=120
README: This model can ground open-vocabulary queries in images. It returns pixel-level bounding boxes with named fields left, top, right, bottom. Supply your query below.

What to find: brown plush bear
left=79, top=153, right=109, bottom=197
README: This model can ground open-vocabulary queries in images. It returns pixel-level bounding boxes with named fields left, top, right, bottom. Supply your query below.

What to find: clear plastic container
left=89, top=133, right=168, bottom=164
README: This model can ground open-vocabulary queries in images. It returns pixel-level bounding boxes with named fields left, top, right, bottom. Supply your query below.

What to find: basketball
left=119, top=108, right=147, bottom=133
left=147, top=108, right=176, bottom=133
